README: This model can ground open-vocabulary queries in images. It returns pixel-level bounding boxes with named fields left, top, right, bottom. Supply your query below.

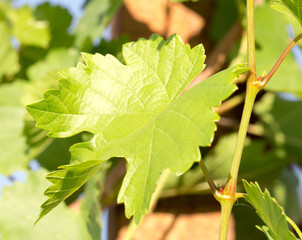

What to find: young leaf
left=243, top=181, right=297, bottom=240
left=27, top=34, right=248, bottom=223
left=271, top=0, right=302, bottom=27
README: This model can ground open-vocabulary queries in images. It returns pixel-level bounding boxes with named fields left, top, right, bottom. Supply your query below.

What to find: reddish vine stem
left=260, top=33, right=302, bottom=87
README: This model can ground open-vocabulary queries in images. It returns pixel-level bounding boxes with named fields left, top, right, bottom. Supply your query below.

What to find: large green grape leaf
left=243, top=181, right=297, bottom=240
left=0, top=84, right=27, bottom=175
left=255, top=4, right=302, bottom=95
left=27, top=34, right=248, bottom=223
left=0, top=169, right=94, bottom=240
left=0, top=22, right=19, bottom=79
left=271, top=0, right=302, bottom=27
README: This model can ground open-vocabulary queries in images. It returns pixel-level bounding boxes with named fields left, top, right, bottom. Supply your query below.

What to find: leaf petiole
left=259, top=33, right=302, bottom=88
left=198, top=158, right=218, bottom=196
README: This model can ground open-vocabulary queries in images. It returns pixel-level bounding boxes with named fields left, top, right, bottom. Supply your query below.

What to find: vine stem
left=218, top=200, right=234, bottom=240
left=247, top=0, right=256, bottom=75
left=216, top=81, right=259, bottom=240
left=216, top=1, right=258, bottom=239
left=224, top=83, right=259, bottom=194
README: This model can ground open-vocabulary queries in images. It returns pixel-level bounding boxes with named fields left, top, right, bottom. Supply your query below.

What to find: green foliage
left=0, top=84, right=27, bottom=175
left=5, top=5, right=50, bottom=48
left=1, top=0, right=302, bottom=239
left=34, top=3, right=74, bottom=48
left=75, top=0, right=123, bottom=47
left=210, top=0, right=239, bottom=43
left=233, top=200, right=267, bottom=240
left=271, top=0, right=302, bottom=27
left=271, top=169, right=302, bottom=223
left=0, top=22, right=19, bottom=79
left=170, top=0, right=200, bottom=2
left=243, top=181, right=297, bottom=240
left=0, top=169, right=95, bottom=240
left=255, top=93, right=302, bottom=164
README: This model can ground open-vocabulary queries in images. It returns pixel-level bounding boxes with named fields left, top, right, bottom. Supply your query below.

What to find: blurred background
left=0, top=0, right=302, bottom=239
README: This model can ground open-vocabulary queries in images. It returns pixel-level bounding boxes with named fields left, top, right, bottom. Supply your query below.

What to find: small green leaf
left=36, top=160, right=102, bottom=223
left=243, top=181, right=297, bottom=240
left=271, top=0, right=302, bottom=27
left=27, top=34, right=248, bottom=223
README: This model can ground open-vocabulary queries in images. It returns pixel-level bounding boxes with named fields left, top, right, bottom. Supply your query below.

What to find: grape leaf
left=271, top=0, right=302, bottom=27
left=0, top=84, right=27, bottom=175
left=0, top=169, right=94, bottom=240
left=27, top=34, right=248, bottom=223
left=243, top=181, right=297, bottom=240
